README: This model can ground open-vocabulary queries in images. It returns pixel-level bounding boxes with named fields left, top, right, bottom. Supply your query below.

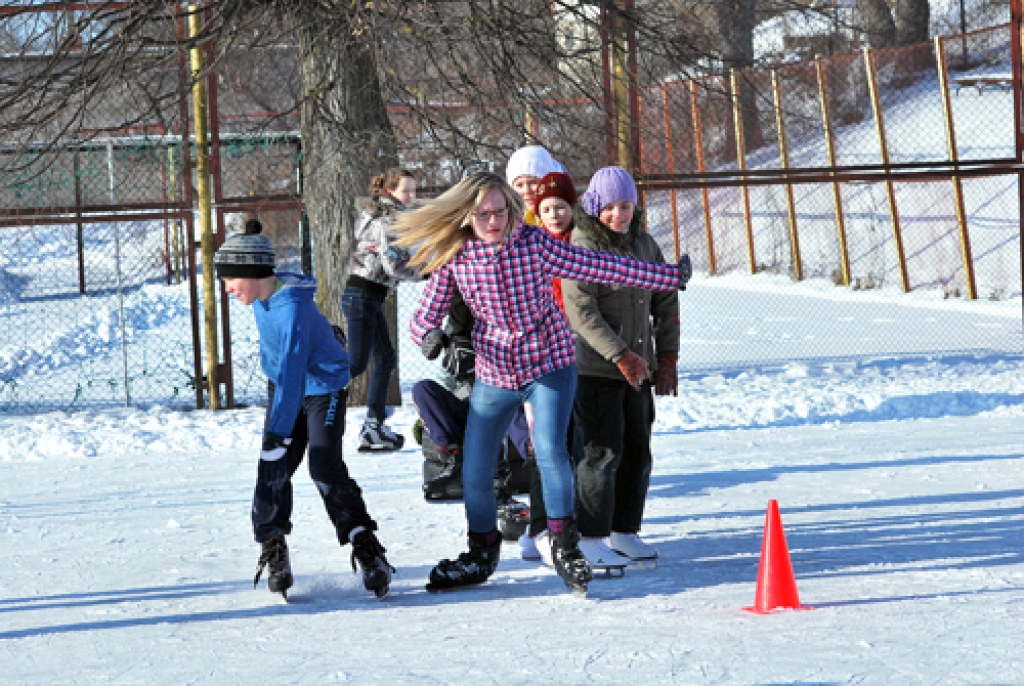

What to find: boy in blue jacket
left=214, top=219, right=393, bottom=600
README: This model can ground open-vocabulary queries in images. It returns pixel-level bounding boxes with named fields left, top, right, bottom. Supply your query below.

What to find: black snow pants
left=252, top=384, right=376, bottom=545
left=571, top=375, right=654, bottom=538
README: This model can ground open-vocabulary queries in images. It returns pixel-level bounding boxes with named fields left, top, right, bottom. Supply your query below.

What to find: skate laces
left=254, top=537, right=287, bottom=586
left=350, top=531, right=395, bottom=574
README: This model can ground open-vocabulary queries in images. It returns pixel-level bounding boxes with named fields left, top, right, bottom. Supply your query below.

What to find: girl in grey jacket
left=343, top=168, right=420, bottom=452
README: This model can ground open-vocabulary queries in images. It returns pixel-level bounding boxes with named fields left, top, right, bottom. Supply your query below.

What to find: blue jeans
left=463, top=365, right=577, bottom=533
left=341, top=283, right=395, bottom=423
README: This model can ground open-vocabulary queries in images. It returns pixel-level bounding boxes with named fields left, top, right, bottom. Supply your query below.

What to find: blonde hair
left=391, top=171, right=524, bottom=275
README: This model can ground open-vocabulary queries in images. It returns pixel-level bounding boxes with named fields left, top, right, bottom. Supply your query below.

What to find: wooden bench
left=953, top=75, right=1014, bottom=96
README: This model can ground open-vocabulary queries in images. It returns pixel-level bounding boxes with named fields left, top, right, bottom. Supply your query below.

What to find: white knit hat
left=504, top=145, right=565, bottom=185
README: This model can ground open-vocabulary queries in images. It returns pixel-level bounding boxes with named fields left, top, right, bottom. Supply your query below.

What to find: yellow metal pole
left=730, top=69, right=756, bottom=273
left=863, top=46, right=910, bottom=293
left=661, top=83, right=681, bottom=261
left=815, top=55, right=851, bottom=286
left=189, top=4, right=220, bottom=409
left=771, top=68, right=803, bottom=281
left=935, top=36, right=977, bottom=299
left=689, top=79, right=716, bottom=275
left=168, top=146, right=181, bottom=284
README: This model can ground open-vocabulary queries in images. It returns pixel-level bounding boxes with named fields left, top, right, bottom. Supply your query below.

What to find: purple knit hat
left=581, top=166, right=638, bottom=217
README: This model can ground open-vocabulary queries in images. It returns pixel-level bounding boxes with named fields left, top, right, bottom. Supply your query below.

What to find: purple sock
left=470, top=529, right=501, bottom=546
left=548, top=518, right=569, bottom=535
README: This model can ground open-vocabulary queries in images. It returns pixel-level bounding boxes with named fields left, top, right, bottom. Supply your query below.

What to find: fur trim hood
left=571, top=204, right=645, bottom=254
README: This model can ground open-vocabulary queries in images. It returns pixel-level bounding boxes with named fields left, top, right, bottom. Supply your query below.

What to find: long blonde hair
left=391, top=171, right=524, bottom=275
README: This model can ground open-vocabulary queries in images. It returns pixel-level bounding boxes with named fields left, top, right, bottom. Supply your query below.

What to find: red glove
left=615, top=350, right=650, bottom=391
left=653, top=355, right=678, bottom=396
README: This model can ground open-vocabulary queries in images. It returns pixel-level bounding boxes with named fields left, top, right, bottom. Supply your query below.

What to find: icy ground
left=1, top=278, right=1023, bottom=685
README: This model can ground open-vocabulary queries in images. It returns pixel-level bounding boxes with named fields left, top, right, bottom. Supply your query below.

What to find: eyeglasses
left=472, top=208, right=508, bottom=222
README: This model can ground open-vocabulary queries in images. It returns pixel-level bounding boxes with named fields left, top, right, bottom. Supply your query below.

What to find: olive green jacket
left=563, top=205, right=680, bottom=380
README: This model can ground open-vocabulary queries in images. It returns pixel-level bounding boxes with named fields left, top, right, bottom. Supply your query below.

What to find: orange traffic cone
left=744, top=500, right=808, bottom=613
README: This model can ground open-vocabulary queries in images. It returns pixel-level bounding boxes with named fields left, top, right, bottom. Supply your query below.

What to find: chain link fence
left=2, top=18, right=1021, bottom=413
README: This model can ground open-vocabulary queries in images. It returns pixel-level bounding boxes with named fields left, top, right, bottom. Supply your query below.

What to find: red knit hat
left=534, top=172, right=578, bottom=207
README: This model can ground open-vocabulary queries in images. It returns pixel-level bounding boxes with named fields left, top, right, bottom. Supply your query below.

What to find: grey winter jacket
left=347, top=196, right=420, bottom=290
left=562, top=205, right=680, bottom=381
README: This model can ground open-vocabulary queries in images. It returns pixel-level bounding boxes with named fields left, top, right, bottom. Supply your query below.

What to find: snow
left=2, top=275, right=1023, bottom=684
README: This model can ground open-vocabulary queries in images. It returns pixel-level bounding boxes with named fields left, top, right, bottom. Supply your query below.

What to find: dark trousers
left=252, top=385, right=375, bottom=545
left=572, top=376, right=654, bottom=538
left=342, top=282, right=395, bottom=423
left=411, top=379, right=469, bottom=448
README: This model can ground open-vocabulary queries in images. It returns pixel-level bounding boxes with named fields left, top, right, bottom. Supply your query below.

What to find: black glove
left=421, top=328, right=450, bottom=361
left=442, top=335, right=476, bottom=384
left=678, top=254, right=692, bottom=291
left=261, top=434, right=292, bottom=461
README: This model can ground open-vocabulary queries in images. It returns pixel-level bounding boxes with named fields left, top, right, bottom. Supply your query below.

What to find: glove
left=678, top=254, right=692, bottom=291
left=420, top=327, right=450, bottom=360
left=653, top=355, right=678, bottom=396
left=441, top=335, right=476, bottom=384
left=260, top=434, right=292, bottom=461
left=615, top=349, right=650, bottom=391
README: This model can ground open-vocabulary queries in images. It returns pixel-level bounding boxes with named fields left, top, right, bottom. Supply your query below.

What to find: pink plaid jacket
left=410, top=222, right=679, bottom=389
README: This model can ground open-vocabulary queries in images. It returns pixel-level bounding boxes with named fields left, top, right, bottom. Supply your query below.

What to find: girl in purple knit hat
left=391, top=171, right=691, bottom=595
left=563, top=166, right=684, bottom=569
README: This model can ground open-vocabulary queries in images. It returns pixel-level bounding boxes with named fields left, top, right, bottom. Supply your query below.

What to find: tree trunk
left=713, top=1, right=763, bottom=153
left=857, top=0, right=897, bottom=49
left=296, top=17, right=401, bottom=408
left=895, top=0, right=930, bottom=46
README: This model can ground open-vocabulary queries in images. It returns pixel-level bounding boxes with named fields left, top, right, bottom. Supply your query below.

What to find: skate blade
left=592, top=565, right=627, bottom=578
left=425, top=580, right=486, bottom=593
left=358, top=445, right=403, bottom=453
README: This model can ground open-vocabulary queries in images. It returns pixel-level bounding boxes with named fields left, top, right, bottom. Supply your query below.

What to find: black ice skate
left=497, top=497, right=530, bottom=541
left=254, top=535, right=293, bottom=598
left=350, top=529, right=395, bottom=599
left=550, top=520, right=593, bottom=595
left=423, top=445, right=463, bottom=501
left=426, top=531, right=501, bottom=591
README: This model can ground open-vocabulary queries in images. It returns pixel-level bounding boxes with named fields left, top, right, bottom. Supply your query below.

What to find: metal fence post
left=815, top=55, right=850, bottom=286
left=661, top=83, right=681, bottom=261
left=730, top=69, right=756, bottom=274
left=107, top=140, right=131, bottom=406
left=935, top=36, right=977, bottom=300
left=689, top=79, right=716, bottom=275
left=863, top=46, right=910, bottom=293
left=771, top=69, right=802, bottom=281
left=189, top=3, right=220, bottom=410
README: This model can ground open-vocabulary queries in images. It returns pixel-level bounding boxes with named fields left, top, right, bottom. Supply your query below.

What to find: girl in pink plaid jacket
left=393, top=171, right=691, bottom=594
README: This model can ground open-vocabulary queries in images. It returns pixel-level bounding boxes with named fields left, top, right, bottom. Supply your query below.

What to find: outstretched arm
left=540, top=228, right=680, bottom=291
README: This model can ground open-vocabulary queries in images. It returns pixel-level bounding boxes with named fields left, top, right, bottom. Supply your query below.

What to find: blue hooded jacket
left=252, top=272, right=351, bottom=439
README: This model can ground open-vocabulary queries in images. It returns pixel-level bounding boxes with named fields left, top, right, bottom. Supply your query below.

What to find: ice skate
left=350, top=528, right=395, bottom=599
left=609, top=531, right=658, bottom=568
left=578, top=537, right=630, bottom=578
left=426, top=531, right=501, bottom=591
left=254, top=535, right=293, bottom=598
left=423, top=445, right=463, bottom=500
left=358, top=419, right=405, bottom=453
left=550, top=520, right=592, bottom=595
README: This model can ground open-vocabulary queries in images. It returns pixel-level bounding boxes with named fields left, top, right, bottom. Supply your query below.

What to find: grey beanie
left=214, top=219, right=275, bottom=279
